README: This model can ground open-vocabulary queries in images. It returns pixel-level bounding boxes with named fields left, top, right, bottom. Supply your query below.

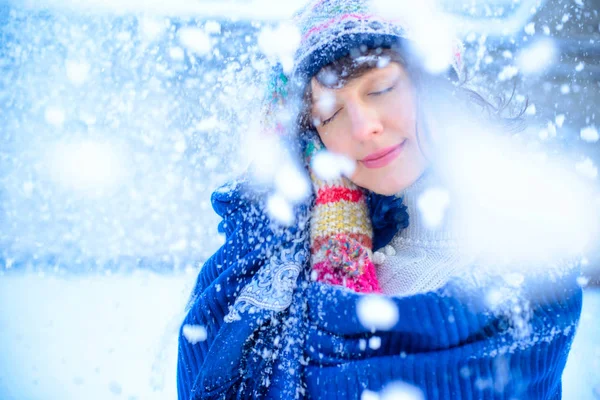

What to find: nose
left=347, top=101, right=383, bottom=141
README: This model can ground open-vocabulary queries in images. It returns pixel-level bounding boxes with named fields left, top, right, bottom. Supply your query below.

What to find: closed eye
left=321, top=109, right=341, bottom=126
left=370, top=86, right=395, bottom=96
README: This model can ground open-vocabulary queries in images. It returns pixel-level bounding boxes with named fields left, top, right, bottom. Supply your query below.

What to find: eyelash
left=321, top=112, right=338, bottom=126
left=320, top=86, right=395, bottom=126
left=372, top=85, right=395, bottom=96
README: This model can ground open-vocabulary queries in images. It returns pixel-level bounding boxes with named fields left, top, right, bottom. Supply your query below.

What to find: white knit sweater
left=374, top=172, right=473, bottom=296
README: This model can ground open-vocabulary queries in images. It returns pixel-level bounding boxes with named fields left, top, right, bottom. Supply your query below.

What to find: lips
left=360, top=141, right=405, bottom=169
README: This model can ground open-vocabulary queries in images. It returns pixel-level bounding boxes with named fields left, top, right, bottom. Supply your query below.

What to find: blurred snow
left=525, top=103, right=536, bottom=116
left=516, top=38, right=557, bottom=75
left=266, top=192, right=294, bottom=225
left=19, top=0, right=307, bottom=20
left=576, top=157, right=598, bottom=180
left=1, top=0, right=597, bottom=276
left=45, top=139, right=130, bottom=195
left=178, top=27, right=212, bottom=55
left=372, top=0, right=456, bottom=74
left=314, top=91, right=337, bottom=119
left=65, top=59, right=91, bottom=85
left=311, top=151, right=356, bottom=181
left=0, top=8, right=270, bottom=266
left=368, top=336, right=382, bottom=350
left=362, top=381, right=424, bottom=400
left=44, top=106, right=66, bottom=127
left=417, top=188, right=451, bottom=228
left=257, top=23, right=300, bottom=73
left=181, top=324, right=207, bottom=344
left=274, top=163, right=311, bottom=203
left=577, top=275, right=590, bottom=288
left=168, top=46, right=185, bottom=60
left=0, top=0, right=599, bottom=398
left=581, top=126, right=599, bottom=143
left=435, top=121, right=597, bottom=264
left=524, top=22, right=535, bottom=35
left=498, top=65, right=519, bottom=81
left=357, top=295, right=399, bottom=331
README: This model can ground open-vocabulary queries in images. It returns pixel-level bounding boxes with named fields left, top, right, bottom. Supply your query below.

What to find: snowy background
left=0, top=0, right=599, bottom=399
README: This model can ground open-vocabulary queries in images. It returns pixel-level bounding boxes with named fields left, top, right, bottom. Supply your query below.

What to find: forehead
left=310, top=62, right=403, bottom=102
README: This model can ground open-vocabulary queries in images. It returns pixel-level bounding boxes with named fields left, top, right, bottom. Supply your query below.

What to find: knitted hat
left=263, top=0, right=462, bottom=293
left=290, top=0, right=464, bottom=85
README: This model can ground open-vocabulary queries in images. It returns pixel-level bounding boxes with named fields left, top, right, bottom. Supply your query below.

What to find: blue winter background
left=0, top=0, right=599, bottom=399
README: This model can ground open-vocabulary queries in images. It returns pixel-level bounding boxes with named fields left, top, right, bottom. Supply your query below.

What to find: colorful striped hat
left=291, top=0, right=464, bottom=84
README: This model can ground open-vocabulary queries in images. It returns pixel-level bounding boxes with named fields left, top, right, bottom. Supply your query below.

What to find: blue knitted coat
left=177, top=181, right=582, bottom=400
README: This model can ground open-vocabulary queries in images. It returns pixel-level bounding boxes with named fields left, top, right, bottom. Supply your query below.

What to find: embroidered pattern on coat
left=224, top=247, right=307, bottom=322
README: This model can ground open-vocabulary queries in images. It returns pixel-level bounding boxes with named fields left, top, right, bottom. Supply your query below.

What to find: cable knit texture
left=375, top=171, right=473, bottom=295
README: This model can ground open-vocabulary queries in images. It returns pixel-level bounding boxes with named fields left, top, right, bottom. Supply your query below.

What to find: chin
left=368, top=180, right=408, bottom=196
left=353, top=169, right=418, bottom=196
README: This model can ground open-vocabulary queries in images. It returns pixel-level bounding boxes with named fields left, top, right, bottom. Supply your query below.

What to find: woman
left=177, top=0, right=584, bottom=398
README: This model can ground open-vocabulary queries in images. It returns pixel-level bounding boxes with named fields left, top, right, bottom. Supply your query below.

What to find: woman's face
left=310, top=61, right=428, bottom=195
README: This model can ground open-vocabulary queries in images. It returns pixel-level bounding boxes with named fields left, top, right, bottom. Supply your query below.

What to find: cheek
left=385, top=95, right=417, bottom=132
left=317, top=130, right=353, bottom=157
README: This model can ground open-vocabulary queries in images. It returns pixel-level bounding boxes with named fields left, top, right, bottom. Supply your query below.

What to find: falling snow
left=0, top=1, right=599, bottom=399
left=498, top=65, right=519, bottom=81
left=575, top=158, right=598, bottom=180
left=314, top=91, right=337, bottom=118
left=362, top=382, right=425, bottom=400
left=311, top=151, right=356, bottom=181
left=65, top=60, right=91, bottom=85
left=580, top=126, right=599, bottom=143
left=266, top=193, right=295, bottom=225
left=517, top=39, right=556, bottom=75
left=274, top=163, right=310, bottom=203
left=178, top=27, right=212, bottom=55
left=524, top=22, right=535, bottom=35
left=577, top=276, right=590, bottom=287
left=368, top=336, right=382, bottom=350
left=417, top=188, right=451, bottom=228
left=257, top=23, right=301, bottom=73
left=182, top=324, right=208, bottom=344
left=525, top=104, right=537, bottom=116
left=44, top=106, right=66, bottom=126
left=357, top=295, right=399, bottom=330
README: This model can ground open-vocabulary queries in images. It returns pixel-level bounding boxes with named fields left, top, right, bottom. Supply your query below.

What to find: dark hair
left=298, top=46, right=526, bottom=150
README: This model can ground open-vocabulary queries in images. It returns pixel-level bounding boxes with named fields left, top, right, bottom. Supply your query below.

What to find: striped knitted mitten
left=305, top=137, right=382, bottom=293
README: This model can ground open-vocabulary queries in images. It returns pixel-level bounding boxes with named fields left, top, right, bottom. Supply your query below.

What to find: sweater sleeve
left=301, top=264, right=583, bottom=400
left=176, top=180, right=272, bottom=400
left=187, top=182, right=268, bottom=300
